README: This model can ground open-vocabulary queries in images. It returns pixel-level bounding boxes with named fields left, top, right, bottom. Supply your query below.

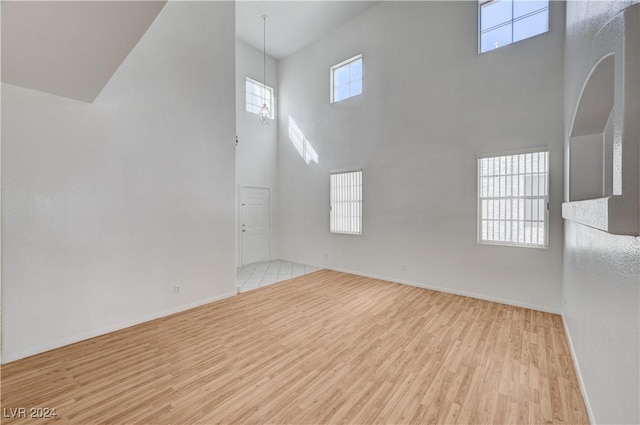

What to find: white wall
left=276, top=1, right=566, bottom=311
left=563, top=1, right=640, bottom=423
left=235, top=39, right=279, bottom=267
left=1, top=1, right=237, bottom=363
left=570, top=133, right=604, bottom=201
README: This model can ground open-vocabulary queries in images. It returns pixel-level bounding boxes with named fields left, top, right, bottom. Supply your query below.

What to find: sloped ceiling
left=1, top=1, right=167, bottom=103
left=236, top=1, right=380, bottom=60
left=1, top=1, right=380, bottom=102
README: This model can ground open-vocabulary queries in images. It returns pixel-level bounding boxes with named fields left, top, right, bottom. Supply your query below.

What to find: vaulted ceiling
left=1, top=1, right=379, bottom=103
left=236, top=1, right=380, bottom=59
left=1, top=1, right=166, bottom=102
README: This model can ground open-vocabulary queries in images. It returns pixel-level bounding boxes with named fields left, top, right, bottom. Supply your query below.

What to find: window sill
left=561, top=196, right=639, bottom=236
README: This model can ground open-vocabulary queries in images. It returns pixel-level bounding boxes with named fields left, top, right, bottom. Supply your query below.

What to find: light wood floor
left=1, top=270, right=588, bottom=424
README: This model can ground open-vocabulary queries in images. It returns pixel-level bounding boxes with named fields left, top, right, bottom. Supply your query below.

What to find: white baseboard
left=317, top=266, right=562, bottom=315
left=241, top=258, right=560, bottom=314
left=1, top=291, right=237, bottom=364
left=562, top=315, right=595, bottom=424
left=319, top=265, right=562, bottom=315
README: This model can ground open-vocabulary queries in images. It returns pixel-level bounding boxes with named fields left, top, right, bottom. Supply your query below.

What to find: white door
left=241, top=187, right=270, bottom=265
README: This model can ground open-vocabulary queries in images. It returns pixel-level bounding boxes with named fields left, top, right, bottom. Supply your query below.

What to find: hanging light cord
left=258, top=14, right=270, bottom=125
left=262, top=15, right=267, bottom=103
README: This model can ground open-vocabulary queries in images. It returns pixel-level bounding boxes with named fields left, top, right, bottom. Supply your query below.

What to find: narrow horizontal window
left=479, top=0, right=549, bottom=53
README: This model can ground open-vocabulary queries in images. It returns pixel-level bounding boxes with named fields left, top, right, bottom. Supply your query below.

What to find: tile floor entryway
left=236, top=260, right=319, bottom=293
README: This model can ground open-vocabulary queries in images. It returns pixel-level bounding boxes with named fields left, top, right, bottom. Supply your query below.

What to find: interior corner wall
left=235, top=39, right=279, bottom=268
left=276, top=1, right=566, bottom=312
left=563, top=1, right=640, bottom=423
left=1, top=1, right=237, bottom=363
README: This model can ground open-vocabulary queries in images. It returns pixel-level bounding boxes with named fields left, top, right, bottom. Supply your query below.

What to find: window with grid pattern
left=245, top=77, right=274, bottom=118
left=478, top=150, right=549, bottom=248
left=330, top=54, right=362, bottom=103
left=479, top=0, right=549, bottom=53
left=330, top=171, right=362, bottom=235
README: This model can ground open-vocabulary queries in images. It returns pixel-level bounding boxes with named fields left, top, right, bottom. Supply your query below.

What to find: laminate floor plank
left=1, top=270, right=588, bottom=424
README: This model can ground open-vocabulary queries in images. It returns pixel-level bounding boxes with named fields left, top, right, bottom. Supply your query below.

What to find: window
left=330, top=54, right=362, bottom=103
left=330, top=170, right=362, bottom=235
left=479, top=0, right=549, bottom=53
left=478, top=150, right=549, bottom=248
left=245, top=77, right=274, bottom=119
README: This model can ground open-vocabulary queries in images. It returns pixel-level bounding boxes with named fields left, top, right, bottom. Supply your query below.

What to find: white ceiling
left=1, top=1, right=166, bottom=102
left=236, top=1, right=380, bottom=59
left=1, top=1, right=379, bottom=102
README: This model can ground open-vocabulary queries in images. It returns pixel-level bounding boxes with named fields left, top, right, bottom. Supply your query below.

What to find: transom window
left=245, top=77, right=274, bottom=119
left=330, top=170, right=362, bottom=235
left=330, top=54, right=362, bottom=103
left=478, top=150, right=549, bottom=248
left=479, top=0, right=549, bottom=53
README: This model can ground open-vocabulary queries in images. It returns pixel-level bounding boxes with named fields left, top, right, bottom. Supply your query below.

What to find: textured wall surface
left=277, top=1, right=566, bottom=311
left=563, top=1, right=640, bottom=423
left=1, top=2, right=237, bottom=362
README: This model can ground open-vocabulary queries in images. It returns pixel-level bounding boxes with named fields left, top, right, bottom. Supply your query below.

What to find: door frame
left=239, top=185, right=271, bottom=266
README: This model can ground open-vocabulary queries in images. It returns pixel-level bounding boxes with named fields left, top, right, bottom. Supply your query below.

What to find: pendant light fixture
left=258, top=15, right=271, bottom=125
